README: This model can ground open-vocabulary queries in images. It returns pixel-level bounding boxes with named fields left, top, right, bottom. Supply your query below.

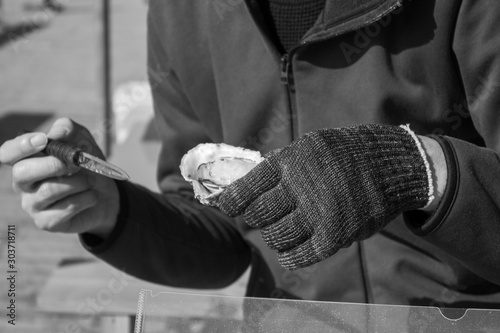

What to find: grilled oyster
left=180, top=143, right=264, bottom=206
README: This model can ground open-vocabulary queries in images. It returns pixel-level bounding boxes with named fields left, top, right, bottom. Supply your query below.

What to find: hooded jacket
left=81, top=0, right=500, bottom=309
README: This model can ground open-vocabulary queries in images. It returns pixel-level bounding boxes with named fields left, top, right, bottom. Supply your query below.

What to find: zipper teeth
left=278, top=1, right=403, bottom=139
left=280, top=54, right=290, bottom=85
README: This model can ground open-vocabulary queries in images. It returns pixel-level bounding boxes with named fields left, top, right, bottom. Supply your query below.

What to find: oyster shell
left=180, top=143, right=264, bottom=206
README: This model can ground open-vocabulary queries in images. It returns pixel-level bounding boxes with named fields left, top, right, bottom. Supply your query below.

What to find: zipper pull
left=280, top=53, right=290, bottom=85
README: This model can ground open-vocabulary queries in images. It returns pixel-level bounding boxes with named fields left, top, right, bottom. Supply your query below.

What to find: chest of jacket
left=152, top=0, right=496, bottom=305
left=159, top=0, right=482, bottom=154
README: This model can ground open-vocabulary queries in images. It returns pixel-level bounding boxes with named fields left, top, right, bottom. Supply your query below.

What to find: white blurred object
left=113, top=81, right=154, bottom=145
left=110, top=81, right=159, bottom=190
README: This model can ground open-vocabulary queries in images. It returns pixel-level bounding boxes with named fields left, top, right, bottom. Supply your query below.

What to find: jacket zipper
left=280, top=0, right=404, bottom=85
left=279, top=52, right=298, bottom=139
left=280, top=53, right=290, bottom=85
left=278, top=0, right=403, bottom=138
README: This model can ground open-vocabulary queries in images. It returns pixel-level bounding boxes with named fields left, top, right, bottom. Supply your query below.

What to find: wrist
left=417, top=135, right=448, bottom=213
left=88, top=179, right=120, bottom=239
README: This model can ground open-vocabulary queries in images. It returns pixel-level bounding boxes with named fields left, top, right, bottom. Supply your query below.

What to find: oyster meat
left=180, top=143, right=264, bottom=206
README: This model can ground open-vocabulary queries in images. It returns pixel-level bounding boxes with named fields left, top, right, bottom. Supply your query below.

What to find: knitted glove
left=219, top=124, right=433, bottom=269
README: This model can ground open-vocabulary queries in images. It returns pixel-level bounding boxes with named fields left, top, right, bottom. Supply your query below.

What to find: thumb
left=0, top=132, right=47, bottom=166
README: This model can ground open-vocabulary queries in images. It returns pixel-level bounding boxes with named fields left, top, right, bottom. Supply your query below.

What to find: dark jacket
left=81, top=0, right=500, bottom=308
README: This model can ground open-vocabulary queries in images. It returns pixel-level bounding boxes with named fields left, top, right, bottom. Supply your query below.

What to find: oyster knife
left=43, top=139, right=130, bottom=181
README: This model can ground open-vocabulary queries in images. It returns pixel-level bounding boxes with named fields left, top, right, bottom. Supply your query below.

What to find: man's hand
left=0, top=118, right=120, bottom=239
left=219, top=124, right=439, bottom=270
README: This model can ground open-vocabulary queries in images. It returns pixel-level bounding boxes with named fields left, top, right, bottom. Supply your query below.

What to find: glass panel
left=135, top=289, right=500, bottom=333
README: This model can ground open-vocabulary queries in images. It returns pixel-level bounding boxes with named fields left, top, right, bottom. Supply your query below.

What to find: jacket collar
left=303, top=0, right=403, bottom=43
left=244, top=0, right=403, bottom=51
left=245, top=0, right=403, bottom=43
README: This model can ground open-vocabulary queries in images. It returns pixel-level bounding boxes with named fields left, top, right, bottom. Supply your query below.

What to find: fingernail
left=30, top=134, right=47, bottom=148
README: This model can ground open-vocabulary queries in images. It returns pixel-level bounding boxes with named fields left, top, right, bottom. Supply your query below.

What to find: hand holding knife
left=23, top=131, right=130, bottom=181
left=43, top=139, right=130, bottom=181
left=1, top=122, right=125, bottom=237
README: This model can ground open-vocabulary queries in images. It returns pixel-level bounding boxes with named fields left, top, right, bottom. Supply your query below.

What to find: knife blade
left=43, top=138, right=130, bottom=181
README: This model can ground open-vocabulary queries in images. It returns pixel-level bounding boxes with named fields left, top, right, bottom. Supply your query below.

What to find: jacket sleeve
left=404, top=0, right=500, bottom=285
left=79, top=4, right=251, bottom=289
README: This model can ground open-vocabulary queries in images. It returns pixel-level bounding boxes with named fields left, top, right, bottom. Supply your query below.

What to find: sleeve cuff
left=79, top=179, right=130, bottom=254
left=404, top=135, right=460, bottom=236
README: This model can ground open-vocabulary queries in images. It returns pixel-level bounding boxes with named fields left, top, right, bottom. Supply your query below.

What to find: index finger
left=0, top=132, right=48, bottom=166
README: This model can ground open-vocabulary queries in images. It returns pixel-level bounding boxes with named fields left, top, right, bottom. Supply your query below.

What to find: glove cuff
left=399, top=124, right=434, bottom=209
left=355, top=123, right=432, bottom=215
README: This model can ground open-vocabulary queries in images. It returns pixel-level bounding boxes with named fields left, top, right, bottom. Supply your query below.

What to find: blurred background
left=0, top=0, right=211, bottom=332
left=0, top=1, right=248, bottom=332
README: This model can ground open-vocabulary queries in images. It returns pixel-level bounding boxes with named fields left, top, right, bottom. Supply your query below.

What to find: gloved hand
left=219, top=124, right=433, bottom=269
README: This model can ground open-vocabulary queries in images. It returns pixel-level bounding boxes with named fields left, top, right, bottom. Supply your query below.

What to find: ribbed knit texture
left=258, top=0, right=326, bottom=51
left=220, top=124, right=431, bottom=269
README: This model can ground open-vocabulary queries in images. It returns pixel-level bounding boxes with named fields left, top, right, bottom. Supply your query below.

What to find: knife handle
left=43, top=140, right=82, bottom=166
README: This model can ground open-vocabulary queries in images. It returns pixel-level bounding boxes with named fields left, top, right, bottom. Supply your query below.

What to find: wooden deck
left=0, top=182, right=97, bottom=332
